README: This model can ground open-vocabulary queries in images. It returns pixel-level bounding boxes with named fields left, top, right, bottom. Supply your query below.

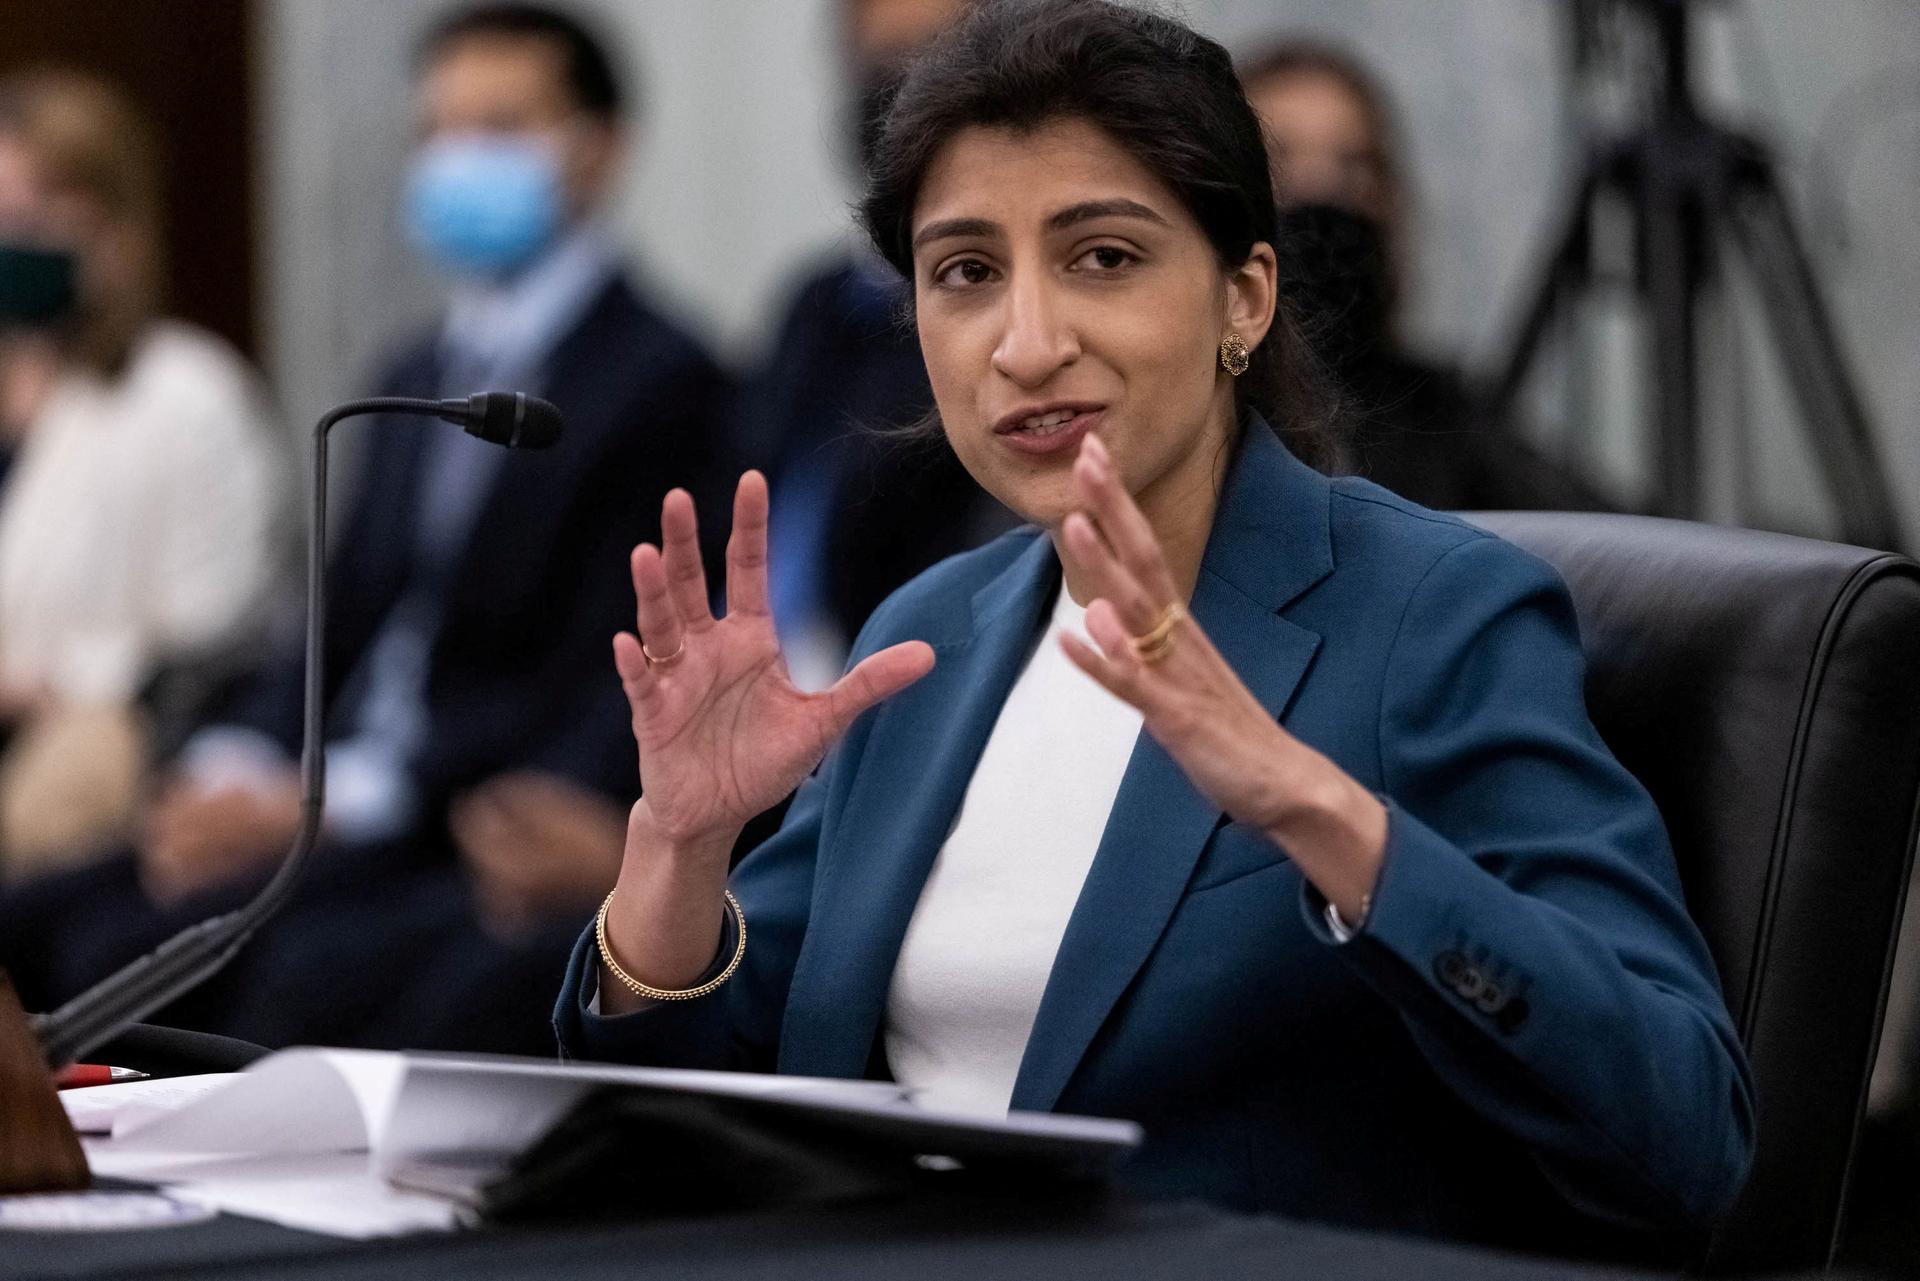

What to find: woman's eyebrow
left=1046, top=198, right=1170, bottom=231
left=910, top=198, right=1170, bottom=253
left=912, top=217, right=999, bottom=252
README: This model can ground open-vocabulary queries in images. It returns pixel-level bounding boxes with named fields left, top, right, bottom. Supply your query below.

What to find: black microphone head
left=461, top=391, right=564, bottom=449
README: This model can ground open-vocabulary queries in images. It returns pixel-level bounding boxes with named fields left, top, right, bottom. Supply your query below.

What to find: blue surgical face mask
left=404, top=134, right=564, bottom=279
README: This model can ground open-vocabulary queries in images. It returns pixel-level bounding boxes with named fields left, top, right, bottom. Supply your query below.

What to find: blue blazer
left=556, top=422, right=1754, bottom=1256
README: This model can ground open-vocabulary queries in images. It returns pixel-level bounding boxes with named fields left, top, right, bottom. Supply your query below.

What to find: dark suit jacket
left=220, top=274, right=729, bottom=812
left=737, top=255, right=1013, bottom=640
left=556, top=421, right=1753, bottom=1257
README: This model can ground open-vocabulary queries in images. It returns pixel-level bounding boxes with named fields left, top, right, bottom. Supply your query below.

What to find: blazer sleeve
left=1304, top=532, right=1756, bottom=1233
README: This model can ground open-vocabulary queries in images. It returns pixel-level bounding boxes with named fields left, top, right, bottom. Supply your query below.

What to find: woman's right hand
left=614, top=471, right=935, bottom=863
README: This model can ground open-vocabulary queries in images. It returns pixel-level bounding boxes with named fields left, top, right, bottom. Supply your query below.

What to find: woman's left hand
left=1056, top=433, right=1387, bottom=922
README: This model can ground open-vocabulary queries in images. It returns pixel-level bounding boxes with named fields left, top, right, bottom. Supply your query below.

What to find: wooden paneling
left=0, top=973, right=88, bottom=1194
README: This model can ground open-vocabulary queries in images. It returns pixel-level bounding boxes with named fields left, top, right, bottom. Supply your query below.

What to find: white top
left=0, top=322, right=280, bottom=704
left=884, top=586, right=1144, bottom=1115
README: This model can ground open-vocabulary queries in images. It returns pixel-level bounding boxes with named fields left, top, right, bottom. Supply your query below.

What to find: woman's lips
left=995, top=408, right=1103, bottom=457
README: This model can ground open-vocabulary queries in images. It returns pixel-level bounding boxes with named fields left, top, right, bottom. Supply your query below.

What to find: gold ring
left=642, top=637, right=686, bottom=667
left=1128, top=602, right=1186, bottom=665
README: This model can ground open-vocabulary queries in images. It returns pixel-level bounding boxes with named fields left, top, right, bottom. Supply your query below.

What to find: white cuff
left=178, top=725, right=294, bottom=796
left=1324, top=898, right=1370, bottom=945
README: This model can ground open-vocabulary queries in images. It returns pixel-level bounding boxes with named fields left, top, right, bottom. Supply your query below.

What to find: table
left=0, top=1191, right=1713, bottom=1281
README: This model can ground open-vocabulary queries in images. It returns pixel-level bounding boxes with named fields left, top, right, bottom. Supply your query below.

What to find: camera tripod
left=1483, top=0, right=1904, bottom=551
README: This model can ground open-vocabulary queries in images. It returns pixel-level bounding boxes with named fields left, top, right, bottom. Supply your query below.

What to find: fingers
left=725, top=471, right=772, bottom=618
left=1068, top=599, right=1160, bottom=706
left=448, top=792, right=501, bottom=868
left=628, top=542, right=684, bottom=665
left=821, top=641, right=936, bottom=739
left=660, top=489, right=715, bottom=632
left=1059, top=627, right=1140, bottom=708
left=1072, top=434, right=1180, bottom=621
left=1062, top=511, right=1161, bottom=632
left=613, top=632, right=660, bottom=719
left=484, top=770, right=593, bottom=811
left=471, top=771, right=625, bottom=852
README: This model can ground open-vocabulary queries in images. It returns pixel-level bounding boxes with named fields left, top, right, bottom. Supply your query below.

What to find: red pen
left=53, top=1064, right=150, bottom=1089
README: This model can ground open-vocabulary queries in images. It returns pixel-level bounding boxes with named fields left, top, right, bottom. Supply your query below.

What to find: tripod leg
left=1723, top=172, right=1905, bottom=551
left=1642, top=166, right=1703, bottom=518
left=1484, top=162, right=1605, bottom=422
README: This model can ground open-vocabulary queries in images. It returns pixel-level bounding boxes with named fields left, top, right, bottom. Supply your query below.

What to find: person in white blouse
left=557, top=0, right=1753, bottom=1258
left=0, top=72, right=280, bottom=875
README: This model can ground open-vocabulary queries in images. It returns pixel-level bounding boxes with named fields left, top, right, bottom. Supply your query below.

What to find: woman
left=558, top=0, right=1752, bottom=1257
left=1240, top=40, right=1610, bottom=513
left=0, top=72, right=281, bottom=873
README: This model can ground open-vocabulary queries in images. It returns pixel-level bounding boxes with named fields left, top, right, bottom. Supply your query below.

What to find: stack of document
left=63, top=1050, right=1140, bottom=1238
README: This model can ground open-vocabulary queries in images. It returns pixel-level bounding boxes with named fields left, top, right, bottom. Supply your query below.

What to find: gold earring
left=1218, top=331, right=1250, bottom=377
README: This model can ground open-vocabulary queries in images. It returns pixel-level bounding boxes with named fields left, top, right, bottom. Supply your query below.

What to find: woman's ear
left=1224, top=241, right=1279, bottom=350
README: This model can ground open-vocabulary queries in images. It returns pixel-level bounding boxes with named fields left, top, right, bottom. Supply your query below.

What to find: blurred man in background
left=0, top=3, right=729, bottom=1054
left=271, top=0, right=1012, bottom=1045
left=735, top=0, right=1011, bottom=687
left=1243, top=41, right=1607, bottom=512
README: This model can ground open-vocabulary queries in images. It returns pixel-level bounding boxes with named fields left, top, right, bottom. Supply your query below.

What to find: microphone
left=445, top=391, right=564, bottom=449
left=30, top=393, right=563, bottom=1069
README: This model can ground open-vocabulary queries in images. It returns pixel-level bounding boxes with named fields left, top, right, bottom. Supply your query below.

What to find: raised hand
left=139, top=773, right=302, bottom=907
left=1055, top=433, right=1385, bottom=922
left=614, top=472, right=935, bottom=855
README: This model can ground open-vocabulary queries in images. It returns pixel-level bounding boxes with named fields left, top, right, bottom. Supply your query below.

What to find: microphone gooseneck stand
left=31, top=394, right=560, bottom=1069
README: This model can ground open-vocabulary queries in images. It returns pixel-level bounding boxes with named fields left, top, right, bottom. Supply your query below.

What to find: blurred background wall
left=258, top=0, right=1920, bottom=541
left=8, top=0, right=1911, bottom=538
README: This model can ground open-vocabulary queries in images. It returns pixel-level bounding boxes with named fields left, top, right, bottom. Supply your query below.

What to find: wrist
left=1258, top=750, right=1387, bottom=920
left=602, top=805, right=736, bottom=1005
left=625, top=798, right=738, bottom=872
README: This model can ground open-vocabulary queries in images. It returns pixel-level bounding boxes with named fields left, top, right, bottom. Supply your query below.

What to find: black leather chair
left=1468, top=512, right=1920, bottom=1273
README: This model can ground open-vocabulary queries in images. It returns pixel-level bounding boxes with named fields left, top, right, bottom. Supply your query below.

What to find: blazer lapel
left=1010, top=424, right=1336, bottom=1112
left=778, top=534, right=1061, bottom=1079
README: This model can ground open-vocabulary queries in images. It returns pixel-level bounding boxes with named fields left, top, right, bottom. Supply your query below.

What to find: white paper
left=78, top=1047, right=1138, bottom=1239
left=110, top=1049, right=402, bottom=1156
left=82, top=1147, right=461, bottom=1238
left=375, top=1054, right=909, bottom=1173
left=60, top=1073, right=234, bottom=1136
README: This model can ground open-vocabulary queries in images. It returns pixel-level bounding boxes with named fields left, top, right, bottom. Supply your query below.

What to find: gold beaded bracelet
left=595, top=888, right=746, bottom=1001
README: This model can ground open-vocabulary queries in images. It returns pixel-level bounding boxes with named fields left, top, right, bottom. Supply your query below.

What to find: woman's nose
left=990, top=274, right=1078, bottom=389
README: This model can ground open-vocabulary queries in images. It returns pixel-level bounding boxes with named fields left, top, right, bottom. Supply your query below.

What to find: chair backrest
left=1468, top=512, right=1920, bottom=1273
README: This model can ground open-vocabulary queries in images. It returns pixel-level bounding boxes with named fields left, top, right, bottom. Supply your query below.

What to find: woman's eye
left=1075, top=245, right=1137, bottom=273
left=935, top=258, right=994, bottom=288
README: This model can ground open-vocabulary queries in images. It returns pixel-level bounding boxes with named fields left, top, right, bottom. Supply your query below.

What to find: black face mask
left=0, top=240, right=78, bottom=328
left=1272, top=203, right=1394, bottom=387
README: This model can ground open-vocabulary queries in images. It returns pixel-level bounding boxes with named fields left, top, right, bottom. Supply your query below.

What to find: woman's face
left=1249, top=70, right=1390, bottom=224
left=909, top=117, right=1274, bottom=532
left=0, top=133, right=119, bottom=292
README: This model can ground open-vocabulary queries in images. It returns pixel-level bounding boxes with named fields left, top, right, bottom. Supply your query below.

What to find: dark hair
left=1238, top=39, right=1399, bottom=169
left=417, top=3, right=628, bottom=122
left=1238, top=38, right=1408, bottom=308
left=859, top=0, right=1334, bottom=469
